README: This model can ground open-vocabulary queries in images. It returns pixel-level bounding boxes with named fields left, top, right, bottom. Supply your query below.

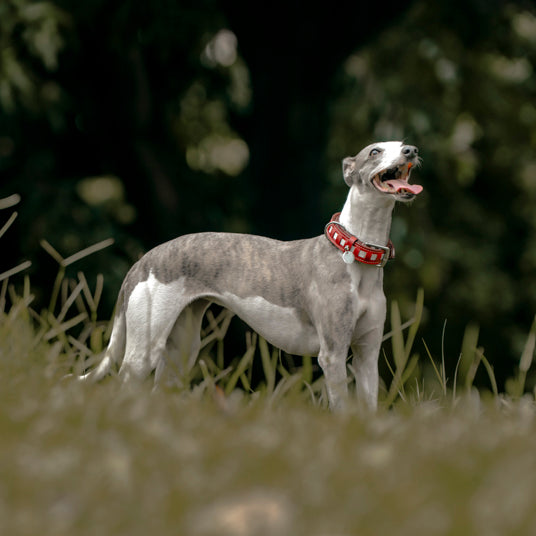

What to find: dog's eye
left=370, top=148, right=381, bottom=156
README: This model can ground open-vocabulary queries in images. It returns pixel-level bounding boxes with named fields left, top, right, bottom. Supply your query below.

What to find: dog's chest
left=346, top=263, right=386, bottom=336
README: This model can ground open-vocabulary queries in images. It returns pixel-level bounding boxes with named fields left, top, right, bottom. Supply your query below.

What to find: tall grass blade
left=259, top=336, right=276, bottom=394
left=507, top=314, right=536, bottom=397
left=62, top=238, right=114, bottom=266
left=240, top=364, right=253, bottom=392
left=93, top=274, right=104, bottom=311
left=89, top=325, right=106, bottom=353
left=198, top=359, right=214, bottom=392
left=0, top=279, right=7, bottom=312
left=452, top=352, right=463, bottom=401
left=68, top=334, right=92, bottom=356
left=480, top=353, right=499, bottom=398
left=0, top=193, right=21, bottom=210
left=302, top=380, right=318, bottom=405
left=404, top=288, right=424, bottom=360
left=56, top=280, right=85, bottom=324
left=78, top=271, right=96, bottom=312
left=459, top=323, right=480, bottom=388
left=225, top=335, right=257, bottom=396
left=520, top=315, right=536, bottom=373
left=301, top=355, right=313, bottom=385
left=0, top=211, right=18, bottom=240
left=48, top=268, right=66, bottom=314
left=390, top=300, right=406, bottom=371
left=0, top=260, right=32, bottom=283
left=382, top=318, right=416, bottom=342
left=44, top=312, right=88, bottom=342
left=268, top=374, right=302, bottom=407
left=200, top=310, right=233, bottom=350
left=422, top=338, right=447, bottom=396
left=383, top=299, right=413, bottom=407
left=464, top=347, right=483, bottom=391
left=382, top=349, right=397, bottom=386
left=400, top=354, right=420, bottom=387
left=216, top=339, right=225, bottom=370
left=441, top=319, right=447, bottom=390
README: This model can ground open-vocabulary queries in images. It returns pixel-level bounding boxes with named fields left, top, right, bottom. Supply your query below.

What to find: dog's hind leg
left=154, top=298, right=210, bottom=387
left=117, top=276, right=191, bottom=383
left=78, top=291, right=126, bottom=382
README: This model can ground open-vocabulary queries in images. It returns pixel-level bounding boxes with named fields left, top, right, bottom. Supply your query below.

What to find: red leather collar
left=324, top=212, right=395, bottom=267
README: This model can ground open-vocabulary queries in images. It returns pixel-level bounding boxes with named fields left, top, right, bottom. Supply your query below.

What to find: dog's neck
left=339, top=185, right=395, bottom=246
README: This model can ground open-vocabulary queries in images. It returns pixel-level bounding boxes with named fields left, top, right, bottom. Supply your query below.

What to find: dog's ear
left=342, top=157, right=356, bottom=187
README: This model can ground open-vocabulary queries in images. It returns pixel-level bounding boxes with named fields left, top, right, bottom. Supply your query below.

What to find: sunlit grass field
left=2, top=228, right=536, bottom=535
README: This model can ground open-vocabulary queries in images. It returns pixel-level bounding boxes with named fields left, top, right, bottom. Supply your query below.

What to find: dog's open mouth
left=372, top=163, right=423, bottom=197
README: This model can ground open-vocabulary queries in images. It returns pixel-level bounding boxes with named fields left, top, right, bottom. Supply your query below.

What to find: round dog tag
left=342, top=250, right=355, bottom=264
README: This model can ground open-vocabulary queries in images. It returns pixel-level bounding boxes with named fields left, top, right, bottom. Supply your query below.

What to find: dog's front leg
left=351, top=330, right=382, bottom=412
left=318, top=349, right=349, bottom=411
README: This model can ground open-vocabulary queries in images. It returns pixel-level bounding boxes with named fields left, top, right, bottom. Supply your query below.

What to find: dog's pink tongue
left=385, top=180, right=423, bottom=195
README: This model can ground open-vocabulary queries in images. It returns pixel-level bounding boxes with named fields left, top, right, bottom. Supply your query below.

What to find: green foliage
left=0, top=0, right=68, bottom=112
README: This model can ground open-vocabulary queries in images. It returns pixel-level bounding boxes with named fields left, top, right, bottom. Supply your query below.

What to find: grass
left=2, top=197, right=536, bottom=535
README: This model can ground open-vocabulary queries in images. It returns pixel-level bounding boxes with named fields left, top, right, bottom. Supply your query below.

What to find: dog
left=80, top=141, right=422, bottom=410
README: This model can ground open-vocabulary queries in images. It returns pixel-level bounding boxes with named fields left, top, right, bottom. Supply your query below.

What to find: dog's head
left=343, top=141, right=423, bottom=202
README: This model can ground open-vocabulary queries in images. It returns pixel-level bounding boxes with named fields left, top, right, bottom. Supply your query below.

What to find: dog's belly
left=214, top=293, right=320, bottom=356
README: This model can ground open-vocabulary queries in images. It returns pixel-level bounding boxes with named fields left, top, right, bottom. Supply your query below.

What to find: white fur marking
left=377, top=141, right=404, bottom=173
left=124, top=273, right=188, bottom=371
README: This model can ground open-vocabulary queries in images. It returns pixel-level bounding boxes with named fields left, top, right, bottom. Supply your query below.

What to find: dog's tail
left=78, top=290, right=126, bottom=382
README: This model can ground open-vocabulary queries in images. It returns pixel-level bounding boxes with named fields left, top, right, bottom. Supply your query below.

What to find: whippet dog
left=80, top=141, right=422, bottom=410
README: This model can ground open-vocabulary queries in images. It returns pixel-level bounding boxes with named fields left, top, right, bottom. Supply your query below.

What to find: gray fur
left=123, top=234, right=340, bottom=309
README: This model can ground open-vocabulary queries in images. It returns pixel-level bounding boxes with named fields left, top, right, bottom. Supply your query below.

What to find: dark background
left=2, top=0, right=536, bottom=390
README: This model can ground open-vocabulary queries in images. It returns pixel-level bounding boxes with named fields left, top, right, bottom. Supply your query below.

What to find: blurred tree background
left=1, top=0, right=536, bottom=389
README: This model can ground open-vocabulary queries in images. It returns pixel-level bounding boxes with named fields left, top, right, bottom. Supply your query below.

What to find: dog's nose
left=402, top=145, right=418, bottom=158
